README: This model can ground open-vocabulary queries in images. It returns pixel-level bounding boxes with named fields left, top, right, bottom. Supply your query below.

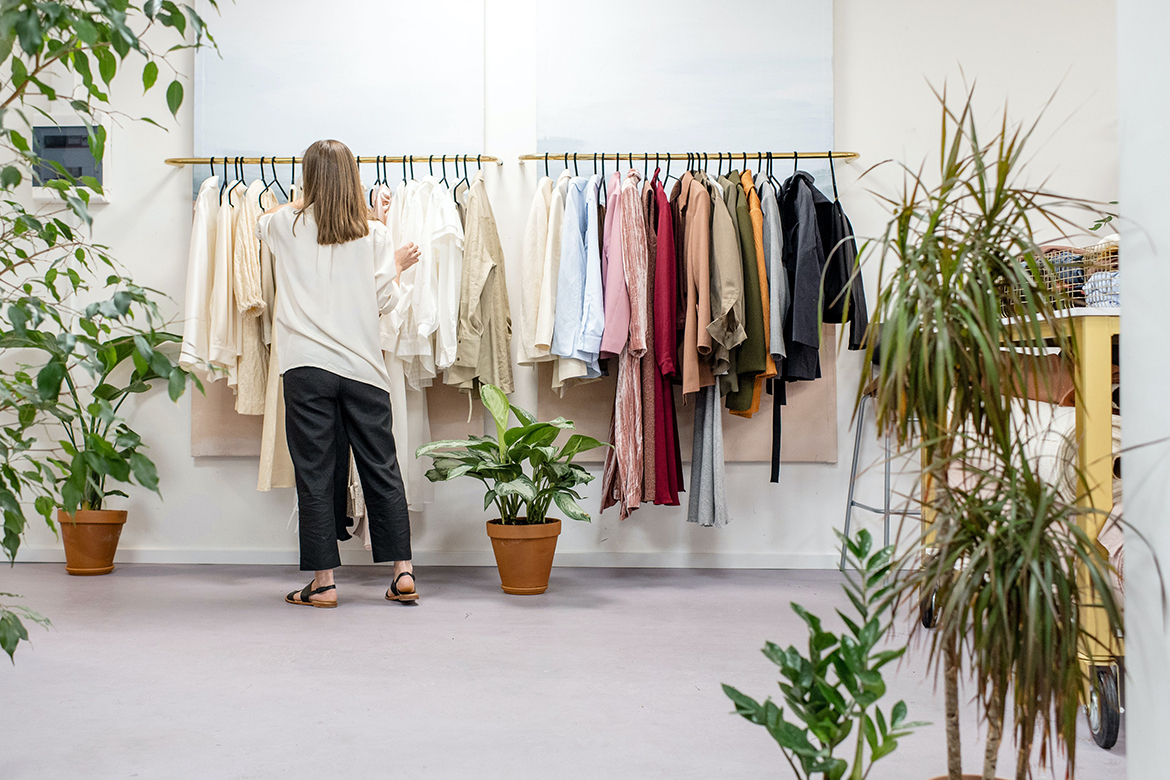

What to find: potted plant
left=416, top=384, right=606, bottom=594
left=0, top=0, right=210, bottom=630
left=723, top=530, right=926, bottom=780
left=32, top=325, right=195, bottom=576
left=861, top=87, right=1123, bottom=780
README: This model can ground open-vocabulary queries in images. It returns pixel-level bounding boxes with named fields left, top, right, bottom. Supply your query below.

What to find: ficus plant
left=416, top=383, right=608, bottom=525
left=0, top=1, right=217, bottom=661
left=723, top=530, right=925, bottom=780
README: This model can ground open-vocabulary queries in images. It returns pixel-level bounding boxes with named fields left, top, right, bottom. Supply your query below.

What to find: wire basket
left=999, top=241, right=1119, bottom=315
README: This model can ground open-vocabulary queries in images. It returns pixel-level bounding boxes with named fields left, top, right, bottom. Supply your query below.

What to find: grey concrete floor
left=2, top=564, right=1125, bottom=779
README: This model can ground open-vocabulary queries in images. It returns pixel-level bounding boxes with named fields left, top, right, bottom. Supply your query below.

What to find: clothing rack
left=164, top=155, right=502, bottom=167
left=517, top=151, right=859, bottom=163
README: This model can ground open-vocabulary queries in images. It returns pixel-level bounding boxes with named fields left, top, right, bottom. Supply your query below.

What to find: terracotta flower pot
left=485, top=518, right=562, bottom=595
left=58, top=509, right=127, bottom=576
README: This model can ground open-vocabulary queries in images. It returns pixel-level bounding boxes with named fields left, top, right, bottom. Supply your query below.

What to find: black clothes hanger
left=663, top=154, right=671, bottom=185
left=716, top=152, right=723, bottom=178
left=227, top=157, right=241, bottom=207
left=441, top=155, right=450, bottom=187
left=218, top=156, right=228, bottom=204
left=829, top=152, right=839, bottom=200
left=544, top=152, right=550, bottom=178
left=427, top=155, right=434, bottom=178
left=409, top=156, right=415, bottom=181
left=458, top=155, right=471, bottom=192
left=793, top=151, right=799, bottom=175
left=290, top=156, right=296, bottom=193
left=269, top=156, right=288, bottom=201
left=573, top=153, right=579, bottom=177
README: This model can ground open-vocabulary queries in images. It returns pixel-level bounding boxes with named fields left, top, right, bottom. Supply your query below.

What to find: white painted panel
left=193, top=0, right=485, bottom=158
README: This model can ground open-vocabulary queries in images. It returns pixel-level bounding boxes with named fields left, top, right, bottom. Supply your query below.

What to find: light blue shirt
left=578, top=174, right=605, bottom=362
left=550, top=177, right=602, bottom=377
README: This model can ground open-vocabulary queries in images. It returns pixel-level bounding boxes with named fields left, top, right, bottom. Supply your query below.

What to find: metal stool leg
left=841, top=394, right=869, bottom=570
left=883, top=431, right=892, bottom=548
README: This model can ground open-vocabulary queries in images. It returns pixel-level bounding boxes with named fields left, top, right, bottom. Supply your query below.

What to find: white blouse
left=256, top=206, right=399, bottom=392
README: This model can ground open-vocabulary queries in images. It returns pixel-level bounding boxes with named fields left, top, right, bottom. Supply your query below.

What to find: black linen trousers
left=283, top=366, right=411, bottom=571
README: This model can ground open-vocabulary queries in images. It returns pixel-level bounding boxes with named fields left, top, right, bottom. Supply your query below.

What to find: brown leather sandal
left=285, top=581, right=337, bottom=608
left=386, top=571, right=418, bottom=603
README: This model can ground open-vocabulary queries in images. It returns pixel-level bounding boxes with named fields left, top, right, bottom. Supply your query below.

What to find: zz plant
left=416, top=384, right=607, bottom=525
left=723, top=530, right=924, bottom=780
left=0, top=1, right=216, bottom=660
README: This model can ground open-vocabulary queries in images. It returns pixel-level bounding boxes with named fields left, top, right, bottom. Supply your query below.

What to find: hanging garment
left=179, top=175, right=219, bottom=375
left=209, top=180, right=245, bottom=386
left=551, top=176, right=602, bottom=388
left=651, top=172, right=683, bottom=506
left=728, top=170, right=777, bottom=418
left=257, top=327, right=295, bottom=491
left=447, top=170, right=514, bottom=393
left=600, top=170, right=650, bottom=520
left=518, top=177, right=555, bottom=365
left=257, top=182, right=297, bottom=493
left=757, top=177, right=788, bottom=361
left=814, top=174, right=869, bottom=350
left=723, top=172, right=766, bottom=413
left=700, top=172, right=745, bottom=383
left=599, top=170, right=631, bottom=357
left=231, top=181, right=272, bottom=415
left=688, top=384, right=728, bottom=527
left=675, top=171, right=715, bottom=394
left=639, top=178, right=658, bottom=503
left=779, top=171, right=827, bottom=382
left=535, top=170, right=573, bottom=354
left=579, top=174, right=606, bottom=366
left=429, top=181, right=465, bottom=374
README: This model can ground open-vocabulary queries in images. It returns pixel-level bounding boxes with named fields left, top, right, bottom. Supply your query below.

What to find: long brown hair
left=294, top=139, right=369, bottom=245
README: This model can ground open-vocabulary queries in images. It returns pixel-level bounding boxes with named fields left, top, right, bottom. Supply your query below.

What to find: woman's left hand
left=395, top=243, right=421, bottom=278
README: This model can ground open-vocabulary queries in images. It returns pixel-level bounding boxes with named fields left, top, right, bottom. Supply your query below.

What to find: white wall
left=1118, top=0, right=1170, bottom=775
left=17, top=0, right=1119, bottom=568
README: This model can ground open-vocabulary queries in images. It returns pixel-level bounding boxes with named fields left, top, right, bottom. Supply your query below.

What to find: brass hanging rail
left=164, top=154, right=502, bottom=167
left=518, top=151, right=859, bottom=163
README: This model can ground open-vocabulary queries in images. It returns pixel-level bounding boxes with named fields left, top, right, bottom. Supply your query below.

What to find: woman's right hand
left=395, top=242, right=421, bottom=278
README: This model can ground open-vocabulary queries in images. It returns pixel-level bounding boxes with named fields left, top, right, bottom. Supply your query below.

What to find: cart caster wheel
left=920, top=587, right=938, bottom=629
left=1087, top=666, right=1120, bottom=749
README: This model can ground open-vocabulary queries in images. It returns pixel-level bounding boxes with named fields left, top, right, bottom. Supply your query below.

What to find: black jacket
left=779, top=171, right=824, bottom=381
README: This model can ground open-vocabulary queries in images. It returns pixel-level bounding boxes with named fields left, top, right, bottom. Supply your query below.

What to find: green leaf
left=1, top=166, right=21, bottom=189
left=479, top=384, right=510, bottom=441
left=9, top=130, right=29, bottom=152
left=553, top=491, right=590, bottom=522
left=36, top=361, right=66, bottom=401
left=509, top=404, right=537, bottom=427
left=142, top=61, right=158, bottom=93
left=0, top=611, right=31, bottom=662
left=145, top=0, right=163, bottom=18
left=94, top=47, right=117, bottom=86
left=73, top=15, right=99, bottom=45
left=560, top=433, right=608, bottom=461
left=88, top=125, right=107, bottom=164
left=494, top=477, right=537, bottom=502
left=166, top=80, right=184, bottom=118
left=129, top=453, right=159, bottom=493
left=168, top=369, right=186, bottom=402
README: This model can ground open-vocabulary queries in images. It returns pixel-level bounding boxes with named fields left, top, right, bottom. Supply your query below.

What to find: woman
left=258, top=139, right=421, bottom=608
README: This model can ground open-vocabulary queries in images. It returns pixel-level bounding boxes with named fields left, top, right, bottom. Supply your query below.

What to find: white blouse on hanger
left=179, top=175, right=219, bottom=375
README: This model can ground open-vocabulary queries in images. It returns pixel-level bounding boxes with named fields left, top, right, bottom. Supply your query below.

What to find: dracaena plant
left=862, top=84, right=1124, bottom=779
left=416, top=384, right=608, bottom=525
left=0, top=1, right=217, bottom=661
left=723, top=530, right=925, bottom=780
